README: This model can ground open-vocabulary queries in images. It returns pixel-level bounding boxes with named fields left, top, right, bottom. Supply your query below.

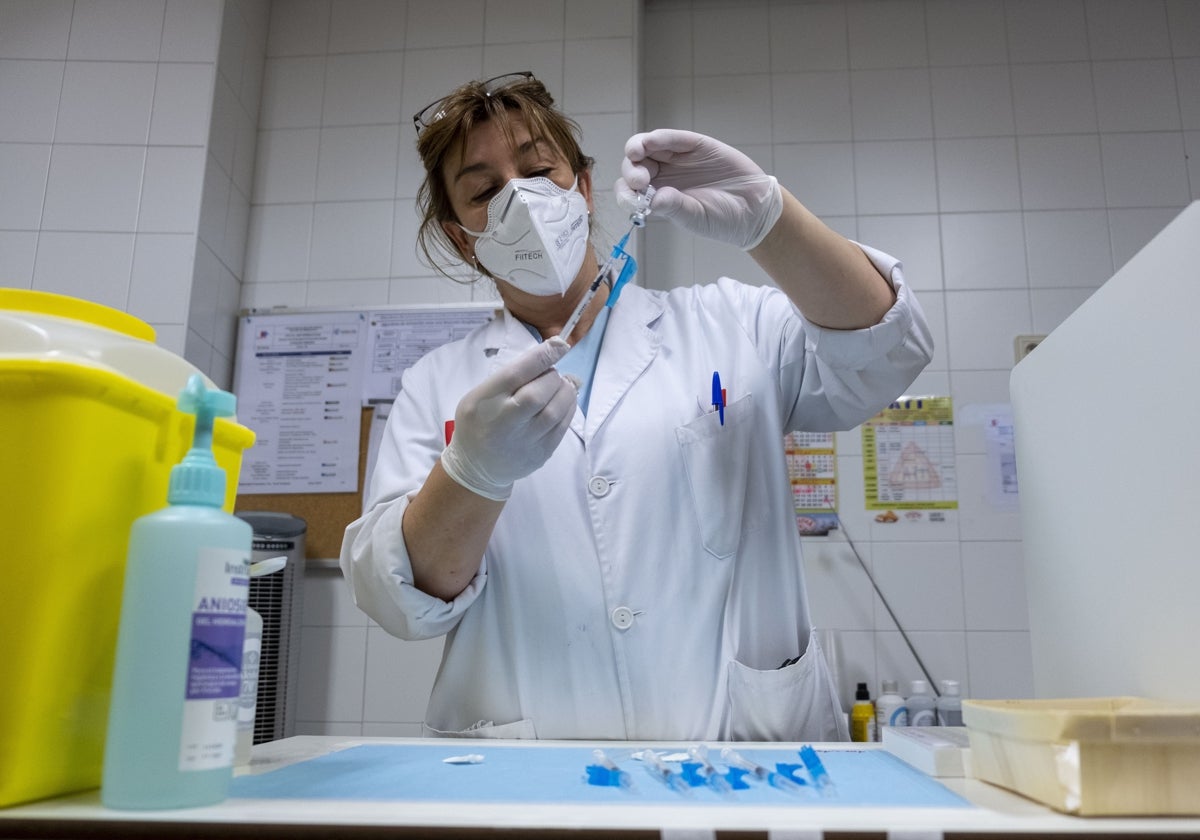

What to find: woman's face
left=440, top=114, right=593, bottom=250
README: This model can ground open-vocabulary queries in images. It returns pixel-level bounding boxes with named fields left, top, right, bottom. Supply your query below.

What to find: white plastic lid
left=940, top=679, right=961, bottom=696
left=909, top=679, right=930, bottom=696
left=0, top=289, right=211, bottom=400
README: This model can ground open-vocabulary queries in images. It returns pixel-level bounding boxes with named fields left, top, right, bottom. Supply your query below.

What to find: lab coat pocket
left=422, top=718, right=538, bottom=739
left=724, top=635, right=847, bottom=742
left=676, top=393, right=753, bottom=560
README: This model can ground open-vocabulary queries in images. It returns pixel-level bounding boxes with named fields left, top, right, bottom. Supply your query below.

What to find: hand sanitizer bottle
left=102, top=375, right=252, bottom=809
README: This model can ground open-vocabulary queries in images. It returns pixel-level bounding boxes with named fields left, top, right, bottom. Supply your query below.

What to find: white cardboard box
left=882, top=726, right=970, bottom=778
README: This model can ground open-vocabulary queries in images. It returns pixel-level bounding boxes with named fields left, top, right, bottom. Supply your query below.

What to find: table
left=3, top=737, right=1200, bottom=839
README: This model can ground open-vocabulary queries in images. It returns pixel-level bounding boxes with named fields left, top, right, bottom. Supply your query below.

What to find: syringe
left=799, top=744, right=835, bottom=796
left=687, top=744, right=733, bottom=797
left=556, top=186, right=655, bottom=343
left=720, top=747, right=806, bottom=795
left=586, top=748, right=634, bottom=791
left=637, top=748, right=690, bottom=795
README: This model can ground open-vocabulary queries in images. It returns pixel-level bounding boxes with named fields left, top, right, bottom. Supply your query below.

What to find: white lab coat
left=341, top=244, right=933, bottom=741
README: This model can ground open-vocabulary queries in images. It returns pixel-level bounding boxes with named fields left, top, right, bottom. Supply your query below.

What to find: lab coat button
left=610, top=606, right=634, bottom=630
left=588, top=476, right=610, bottom=497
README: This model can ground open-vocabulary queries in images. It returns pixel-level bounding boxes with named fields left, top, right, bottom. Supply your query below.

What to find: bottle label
left=238, top=630, right=261, bottom=730
left=179, top=547, right=249, bottom=772
left=910, top=708, right=936, bottom=727
left=938, top=708, right=964, bottom=726
left=877, top=701, right=908, bottom=728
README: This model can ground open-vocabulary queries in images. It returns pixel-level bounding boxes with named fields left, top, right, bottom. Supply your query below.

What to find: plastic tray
left=963, top=697, right=1200, bottom=816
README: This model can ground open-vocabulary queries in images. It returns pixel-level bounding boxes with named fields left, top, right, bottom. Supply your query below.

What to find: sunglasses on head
left=411, top=71, right=537, bottom=134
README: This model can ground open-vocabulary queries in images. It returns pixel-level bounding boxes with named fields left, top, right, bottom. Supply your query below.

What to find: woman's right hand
left=439, top=337, right=578, bottom=501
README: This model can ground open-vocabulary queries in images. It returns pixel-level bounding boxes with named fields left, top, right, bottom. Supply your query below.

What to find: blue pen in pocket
left=711, top=371, right=725, bottom=425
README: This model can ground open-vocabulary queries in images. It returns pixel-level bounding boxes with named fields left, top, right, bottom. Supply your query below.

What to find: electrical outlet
left=1014, top=334, right=1046, bottom=363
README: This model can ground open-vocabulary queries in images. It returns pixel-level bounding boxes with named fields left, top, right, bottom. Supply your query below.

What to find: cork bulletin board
left=234, top=406, right=373, bottom=561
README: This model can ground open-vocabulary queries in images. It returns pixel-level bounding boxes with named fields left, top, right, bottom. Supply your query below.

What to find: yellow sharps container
left=0, top=289, right=255, bottom=807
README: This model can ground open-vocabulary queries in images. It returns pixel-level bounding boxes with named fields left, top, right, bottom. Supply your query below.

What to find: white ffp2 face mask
left=461, top=176, right=590, bottom=297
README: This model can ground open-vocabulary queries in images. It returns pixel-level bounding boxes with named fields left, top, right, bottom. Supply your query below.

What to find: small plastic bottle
left=875, top=679, right=907, bottom=734
left=234, top=555, right=287, bottom=766
left=233, top=605, right=262, bottom=766
left=906, top=679, right=937, bottom=727
left=849, top=682, right=877, bottom=743
left=102, top=375, right=252, bottom=810
left=937, top=679, right=964, bottom=726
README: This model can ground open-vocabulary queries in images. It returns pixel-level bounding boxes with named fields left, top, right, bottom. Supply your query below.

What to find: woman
left=340, top=72, right=933, bottom=741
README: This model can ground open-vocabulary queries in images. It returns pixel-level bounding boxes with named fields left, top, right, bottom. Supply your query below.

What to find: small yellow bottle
left=850, top=682, right=877, bottom=743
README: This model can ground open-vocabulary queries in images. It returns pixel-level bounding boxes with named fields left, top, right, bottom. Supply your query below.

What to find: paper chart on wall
left=233, top=304, right=496, bottom=495
left=234, top=311, right=367, bottom=494
left=861, top=396, right=957, bottom=521
left=784, top=431, right=840, bottom=536
left=984, top=406, right=1019, bottom=510
left=958, top=402, right=1020, bottom=511
left=362, top=307, right=497, bottom=405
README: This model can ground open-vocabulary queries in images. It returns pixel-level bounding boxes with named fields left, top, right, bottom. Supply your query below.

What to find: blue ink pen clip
left=711, top=371, right=725, bottom=425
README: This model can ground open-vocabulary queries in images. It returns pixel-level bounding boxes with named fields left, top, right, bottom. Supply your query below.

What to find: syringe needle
left=557, top=187, right=653, bottom=344
left=558, top=227, right=631, bottom=341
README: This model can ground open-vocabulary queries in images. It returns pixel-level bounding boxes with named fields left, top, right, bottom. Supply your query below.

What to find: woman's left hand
left=615, top=129, right=783, bottom=250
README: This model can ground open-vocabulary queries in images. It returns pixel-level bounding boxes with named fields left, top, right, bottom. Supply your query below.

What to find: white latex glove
left=616, top=129, right=784, bottom=251
left=440, top=337, right=578, bottom=501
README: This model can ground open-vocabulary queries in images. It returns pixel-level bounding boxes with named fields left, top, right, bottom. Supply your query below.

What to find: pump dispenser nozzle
left=168, top=374, right=237, bottom=507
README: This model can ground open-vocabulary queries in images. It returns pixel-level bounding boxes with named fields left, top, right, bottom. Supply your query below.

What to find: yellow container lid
left=0, top=288, right=155, bottom=342
left=0, top=289, right=219, bottom=406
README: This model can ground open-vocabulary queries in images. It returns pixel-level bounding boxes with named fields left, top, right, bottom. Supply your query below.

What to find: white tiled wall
left=0, top=0, right=266, bottom=385
left=187, top=0, right=270, bottom=385
left=1, top=0, right=207, bottom=341
left=3, top=0, right=1197, bottom=738
left=640, top=0, right=1199, bottom=714
left=264, top=0, right=1200, bottom=736
left=241, top=0, right=638, bottom=312
left=260, top=0, right=1190, bottom=734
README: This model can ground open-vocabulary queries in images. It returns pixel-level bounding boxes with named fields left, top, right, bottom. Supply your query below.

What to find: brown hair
left=414, top=74, right=595, bottom=281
